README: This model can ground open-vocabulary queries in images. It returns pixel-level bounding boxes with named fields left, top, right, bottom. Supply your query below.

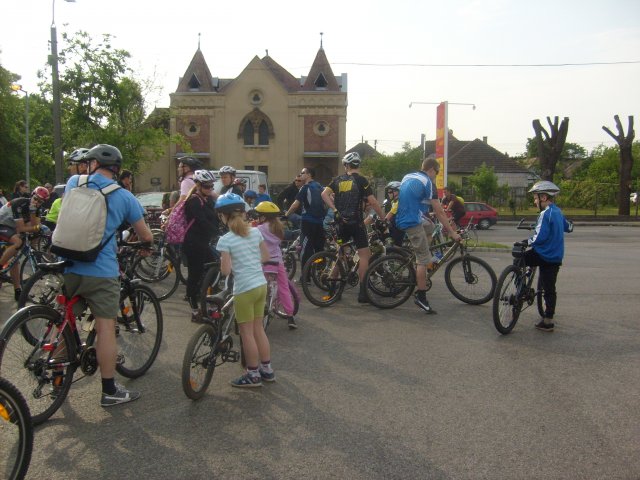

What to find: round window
left=313, top=121, right=330, bottom=136
left=184, top=122, right=200, bottom=137
left=250, top=90, right=263, bottom=105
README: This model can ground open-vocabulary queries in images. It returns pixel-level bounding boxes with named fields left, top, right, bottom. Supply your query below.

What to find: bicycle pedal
left=116, top=354, right=125, bottom=366
left=223, top=350, right=240, bottom=363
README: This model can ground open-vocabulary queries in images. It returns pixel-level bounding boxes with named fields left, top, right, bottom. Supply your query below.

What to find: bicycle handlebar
left=516, top=218, right=536, bottom=230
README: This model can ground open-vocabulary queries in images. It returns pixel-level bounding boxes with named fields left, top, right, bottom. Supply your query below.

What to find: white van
left=209, top=169, right=268, bottom=195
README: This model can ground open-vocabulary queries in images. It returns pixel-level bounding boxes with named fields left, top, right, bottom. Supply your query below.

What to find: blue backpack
left=302, top=181, right=327, bottom=220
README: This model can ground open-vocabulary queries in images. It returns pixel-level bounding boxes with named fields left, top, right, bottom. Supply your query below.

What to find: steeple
left=302, top=44, right=340, bottom=91
left=176, top=48, right=216, bottom=93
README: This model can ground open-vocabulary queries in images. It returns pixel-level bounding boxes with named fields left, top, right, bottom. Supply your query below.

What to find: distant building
left=137, top=44, right=348, bottom=191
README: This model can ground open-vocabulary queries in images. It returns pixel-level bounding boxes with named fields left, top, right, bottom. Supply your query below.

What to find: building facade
left=137, top=46, right=347, bottom=192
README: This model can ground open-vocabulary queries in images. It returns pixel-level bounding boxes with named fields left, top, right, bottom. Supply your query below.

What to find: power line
left=333, top=60, right=640, bottom=68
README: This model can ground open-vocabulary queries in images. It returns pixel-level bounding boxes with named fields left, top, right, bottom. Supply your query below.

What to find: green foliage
left=0, top=62, right=26, bottom=190
left=469, top=163, right=499, bottom=203
left=361, top=143, right=422, bottom=181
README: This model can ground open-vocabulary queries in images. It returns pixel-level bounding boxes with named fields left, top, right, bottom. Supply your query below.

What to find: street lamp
left=11, top=84, right=30, bottom=188
left=409, top=101, right=476, bottom=110
left=51, top=0, right=76, bottom=184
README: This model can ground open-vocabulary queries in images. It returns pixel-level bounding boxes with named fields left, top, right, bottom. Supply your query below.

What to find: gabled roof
left=176, top=49, right=217, bottom=93
left=260, top=56, right=301, bottom=93
left=424, top=133, right=528, bottom=174
left=301, top=48, right=340, bottom=92
left=347, top=142, right=379, bottom=159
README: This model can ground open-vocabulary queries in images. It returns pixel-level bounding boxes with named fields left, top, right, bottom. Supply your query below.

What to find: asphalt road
left=1, top=224, right=638, bottom=479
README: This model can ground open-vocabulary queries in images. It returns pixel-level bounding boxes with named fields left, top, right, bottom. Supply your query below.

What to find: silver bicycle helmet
left=219, top=165, right=236, bottom=175
left=528, top=180, right=560, bottom=196
left=342, top=152, right=362, bottom=168
left=67, top=148, right=90, bottom=163
left=385, top=181, right=401, bottom=191
left=193, top=170, right=215, bottom=183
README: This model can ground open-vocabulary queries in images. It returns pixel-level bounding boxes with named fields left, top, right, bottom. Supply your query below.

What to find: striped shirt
left=216, top=227, right=267, bottom=294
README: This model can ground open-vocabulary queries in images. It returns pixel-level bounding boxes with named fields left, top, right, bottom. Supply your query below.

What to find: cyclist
left=233, top=177, right=247, bottom=195
left=443, top=186, right=466, bottom=229
left=285, top=167, right=326, bottom=281
left=0, top=186, right=49, bottom=300
left=42, top=184, right=66, bottom=231
left=255, top=184, right=271, bottom=206
left=215, top=192, right=274, bottom=387
left=255, top=201, right=297, bottom=329
left=321, top=152, right=385, bottom=303
left=525, top=180, right=573, bottom=332
left=219, top=166, right=244, bottom=196
left=277, top=175, right=303, bottom=227
left=396, top=156, right=461, bottom=314
left=66, top=148, right=90, bottom=177
left=244, top=189, right=257, bottom=208
left=11, top=180, right=30, bottom=199
left=61, top=144, right=153, bottom=406
left=384, top=181, right=405, bottom=247
left=183, top=170, right=219, bottom=323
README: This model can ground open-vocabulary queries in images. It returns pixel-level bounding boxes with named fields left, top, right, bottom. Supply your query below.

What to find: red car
left=458, top=202, right=498, bottom=230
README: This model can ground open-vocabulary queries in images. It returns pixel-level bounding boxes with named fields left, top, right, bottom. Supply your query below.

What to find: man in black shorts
left=322, top=152, right=384, bottom=303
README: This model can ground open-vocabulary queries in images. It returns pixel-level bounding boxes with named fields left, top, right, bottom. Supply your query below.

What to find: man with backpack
left=321, top=152, right=385, bottom=303
left=56, top=144, right=153, bottom=407
left=285, top=167, right=326, bottom=278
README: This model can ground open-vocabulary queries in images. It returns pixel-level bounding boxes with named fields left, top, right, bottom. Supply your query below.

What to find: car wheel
left=478, top=219, right=491, bottom=230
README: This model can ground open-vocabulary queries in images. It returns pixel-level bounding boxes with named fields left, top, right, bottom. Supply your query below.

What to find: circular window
left=250, top=90, right=263, bottom=105
left=184, top=122, right=200, bottom=137
left=313, top=121, right=330, bottom=136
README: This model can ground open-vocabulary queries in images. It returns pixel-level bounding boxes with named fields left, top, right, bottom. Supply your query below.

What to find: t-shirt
left=296, top=180, right=326, bottom=224
left=395, top=171, right=434, bottom=230
left=255, top=193, right=271, bottom=206
left=0, top=198, right=41, bottom=228
left=216, top=227, right=266, bottom=295
left=326, top=173, right=372, bottom=223
left=45, top=198, right=63, bottom=223
left=180, top=174, right=195, bottom=197
left=63, top=174, right=145, bottom=278
left=257, top=222, right=282, bottom=263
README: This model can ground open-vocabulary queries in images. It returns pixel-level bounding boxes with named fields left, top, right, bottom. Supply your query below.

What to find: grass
left=496, top=206, right=623, bottom=216
left=477, top=241, right=509, bottom=249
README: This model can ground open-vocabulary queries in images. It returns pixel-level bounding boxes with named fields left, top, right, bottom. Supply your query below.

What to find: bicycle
left=130, top=228, right=181, bottom=301
left=0, top=376, right=33, bottom=480
left=281, top=229, right=301, bottom=280
left=492, top=219, right=546, bottom=335
left=0, top=232, right=54, bottom=288
left=182, top=277, right=242, bottom=400
left=364, top=222, right=497, bottom=308
left=300, top=220, right=407, bottom=307
left=0, top=252, right=163, bottom=425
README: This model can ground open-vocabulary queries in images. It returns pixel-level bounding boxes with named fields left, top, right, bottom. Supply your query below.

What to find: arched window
left=243, top=121, right=254, bottom=145
left=258, top=120, right=269, bottom=145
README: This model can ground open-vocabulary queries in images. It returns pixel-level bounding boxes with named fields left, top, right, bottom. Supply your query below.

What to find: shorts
left=404, top=220, right=435, bottom=265
left=234, top=284, right=267, bottom=324
left=0, top=225, right=17, bottom=241
left=338, top=222, right=369, bottom=249
left=63, top=273, right=120, bottom=318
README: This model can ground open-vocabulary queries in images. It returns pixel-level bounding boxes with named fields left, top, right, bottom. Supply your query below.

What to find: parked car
left=209, top=169, right=268, bottom=195
left=458, top=202, right=498, bottom=230
left=135, top=191, right=170, bottom=228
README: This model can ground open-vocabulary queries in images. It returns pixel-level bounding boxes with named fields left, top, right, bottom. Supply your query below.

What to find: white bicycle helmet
left=342, top=152, right=362, bottom=168
left=67, top=148, right=90, bottom=163
left=219, top=165, right=236, bottom=175
left=528, top=180, right=560, bottom=196
left=193, top=170, right=215, bottom=184
left=386, top=181, right=401, bottom=191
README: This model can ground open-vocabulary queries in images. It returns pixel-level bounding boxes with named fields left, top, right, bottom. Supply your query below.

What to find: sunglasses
left=200, top=183, right=214, bottom=189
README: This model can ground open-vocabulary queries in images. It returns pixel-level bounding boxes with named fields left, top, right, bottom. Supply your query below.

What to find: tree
left=361, top=142, right=423, bottom=181
left=532, top=116, right=570, bottom=180
left=0, top=62, right=26, bottom=190
left=602, top=115, right=635, bottom=215
left=469, top=163, right=499, bottom=203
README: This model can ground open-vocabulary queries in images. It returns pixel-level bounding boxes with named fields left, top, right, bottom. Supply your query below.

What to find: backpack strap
left=78, top=175, right=89, bottom=187
left=101, top=183, right=121, bottom=195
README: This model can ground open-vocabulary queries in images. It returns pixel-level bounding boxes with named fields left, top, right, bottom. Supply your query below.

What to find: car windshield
left=136, top=192, right=164, bottom=208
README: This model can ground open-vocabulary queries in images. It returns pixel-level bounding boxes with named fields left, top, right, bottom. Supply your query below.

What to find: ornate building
left=138, top=44, right=348, bottom=191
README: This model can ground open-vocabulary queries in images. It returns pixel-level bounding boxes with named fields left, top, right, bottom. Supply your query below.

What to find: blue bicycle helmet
left=244, top=189, right=257, bottom=199
left=215, top=192, right=246, bottom=214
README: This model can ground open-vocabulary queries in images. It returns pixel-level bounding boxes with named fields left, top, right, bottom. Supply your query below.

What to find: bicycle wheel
left=132, top=252, right=180, bottom=302
left=0, top=377, right=34, bottom=480
left=283, top=252, right=297, bottom=280
left=365, top=253, right=416, bottom=309
left=536, top=273, right=546, bottom=318
left=199, top=264, right=223, bottom=316
left=492, top=265, right=523, bottom=334
left=462, top=225, right=479, bottom=252
left=301, top=251, right=346, bottom=307
left=444, top=255, right=496, bottom=305
left=0, top=306, right=76, bottom=425
left=115, top=285, right=163, bottom=379
left=18, top=269, right=64, bottom=309
left=19, top=252, right=44, bottom=286
left=181, top=323, right=218, bottom=400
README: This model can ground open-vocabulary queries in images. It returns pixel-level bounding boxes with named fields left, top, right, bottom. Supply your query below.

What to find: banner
left=435, top=102, right=448, bottom=195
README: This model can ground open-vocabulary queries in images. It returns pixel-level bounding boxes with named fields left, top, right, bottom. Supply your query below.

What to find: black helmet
left=84, top=144, right=123, bottom=167
left=178, top=156, right=203, bottom=171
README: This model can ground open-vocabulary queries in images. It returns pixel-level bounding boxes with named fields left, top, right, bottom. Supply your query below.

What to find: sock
left=247, top=366, right=260, bottom=378
left=102, top=378, right=116, bottom=395
left=260, top=361, right=273, bottom=373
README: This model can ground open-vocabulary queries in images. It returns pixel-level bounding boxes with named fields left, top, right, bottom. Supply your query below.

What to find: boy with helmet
left=525, top=180, right=573, bottom=332
left=0, top=186, right=49, bottom=300
left=215, top=192, right=275, bottom=387
left=66, top=147, right=90, bottom=177
left=219, top=166, right=244, bottom=196
left=244, top=189, right=257, bottom=208
left=61, top=144, right=153, bottom=406
left=383, top=181, right=404, bottom=246
left=321, top=152, right=385, bottom=303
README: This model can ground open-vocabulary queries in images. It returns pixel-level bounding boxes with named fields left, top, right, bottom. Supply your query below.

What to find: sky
left=1, top=0, right=639, bottom=157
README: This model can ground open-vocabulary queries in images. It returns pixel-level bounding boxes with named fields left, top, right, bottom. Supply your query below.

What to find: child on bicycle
left=526, top=181, right=573, bottom=332
left=215, top=193, right=275, bottom=387
left=255, top=201, right=297, bottom=329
